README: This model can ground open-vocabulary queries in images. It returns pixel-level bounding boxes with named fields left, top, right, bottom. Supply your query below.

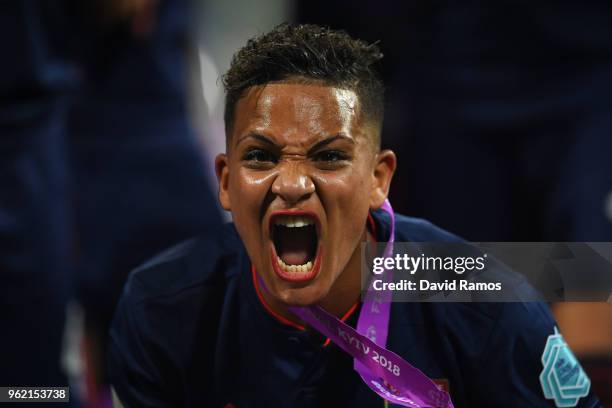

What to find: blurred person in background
left=0, top=1, right=78, bottom=396
left=297, top=0, right=612, bottom=403
left=70, top=0, right=222, bottom=403
left=0, top=0, right=221, bottom=405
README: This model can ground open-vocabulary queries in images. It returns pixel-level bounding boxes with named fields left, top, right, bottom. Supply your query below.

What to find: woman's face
left=216, top=82, right=394, bottom=307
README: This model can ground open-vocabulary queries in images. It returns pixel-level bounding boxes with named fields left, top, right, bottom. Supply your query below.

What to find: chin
left=272, top=279, right=331, bottom=307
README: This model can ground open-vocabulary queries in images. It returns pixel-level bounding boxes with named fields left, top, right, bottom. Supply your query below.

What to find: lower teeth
left=277, top=257, right=313, bottom=273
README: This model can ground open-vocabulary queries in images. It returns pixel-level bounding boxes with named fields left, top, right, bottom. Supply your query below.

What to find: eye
left=313, top=150, right=349, bottom=163
left=242, top=148, right=278, bottom=166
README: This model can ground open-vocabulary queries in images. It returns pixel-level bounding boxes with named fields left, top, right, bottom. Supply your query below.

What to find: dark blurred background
left=1, top=0, right=611, bottom=406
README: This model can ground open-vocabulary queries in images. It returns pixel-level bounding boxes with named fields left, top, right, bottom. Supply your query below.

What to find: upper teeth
left=274, top=215, right=314, bottom=228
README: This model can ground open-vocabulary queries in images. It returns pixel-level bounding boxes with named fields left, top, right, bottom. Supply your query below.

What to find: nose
left=271, top=161, right=315, bottom=205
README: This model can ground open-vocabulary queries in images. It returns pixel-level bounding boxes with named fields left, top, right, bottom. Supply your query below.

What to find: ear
left=369, top=149, right=397, bottom=209
left=215, top=153, right=232, bottom=211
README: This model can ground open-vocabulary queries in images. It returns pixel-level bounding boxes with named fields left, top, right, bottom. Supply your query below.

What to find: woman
left=109, top=24, right=598, bottom=408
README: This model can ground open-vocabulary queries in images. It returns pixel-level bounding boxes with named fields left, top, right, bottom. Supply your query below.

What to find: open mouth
left=270, top=212, right=321, bottom=282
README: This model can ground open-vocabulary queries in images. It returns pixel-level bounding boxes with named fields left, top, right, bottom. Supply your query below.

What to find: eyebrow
left=236, top=132, right=355, bottom=151
left=308, top=134, right=355, bottom=153
left=237, top=132, right=278, bottom=147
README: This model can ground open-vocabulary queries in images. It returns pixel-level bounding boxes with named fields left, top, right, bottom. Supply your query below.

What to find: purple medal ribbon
left=262, top=200, right=453, bottom=407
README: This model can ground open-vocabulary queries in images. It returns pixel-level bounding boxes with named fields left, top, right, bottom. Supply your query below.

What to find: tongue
left=276, top=226, right=315, bottom=266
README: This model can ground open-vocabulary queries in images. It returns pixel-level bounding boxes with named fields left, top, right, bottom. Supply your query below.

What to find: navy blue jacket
left=108, top=211, right=600, bottom=407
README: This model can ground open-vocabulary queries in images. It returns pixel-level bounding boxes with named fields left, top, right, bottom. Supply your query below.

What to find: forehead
left=231, top=83, right=365, bottom=146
